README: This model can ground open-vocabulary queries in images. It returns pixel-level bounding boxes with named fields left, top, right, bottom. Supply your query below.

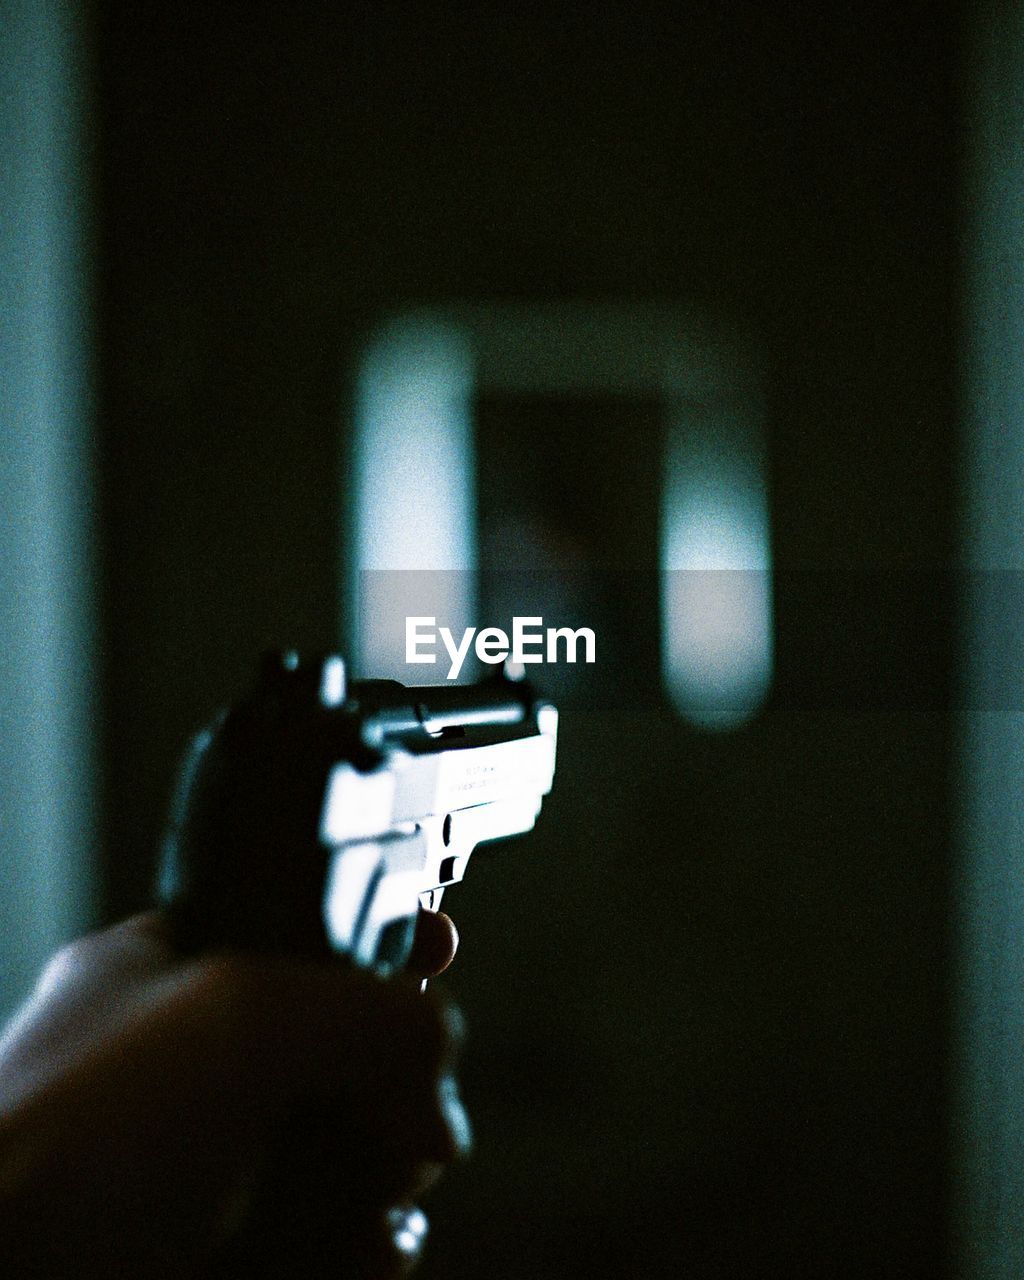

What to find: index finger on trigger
left=406, top=910, right=459, bottom=979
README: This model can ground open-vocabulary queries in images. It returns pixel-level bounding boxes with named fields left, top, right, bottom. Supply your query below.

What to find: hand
left=0, top=910, right=469, bottom=1279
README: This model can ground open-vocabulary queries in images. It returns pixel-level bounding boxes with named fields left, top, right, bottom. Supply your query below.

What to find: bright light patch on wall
left=349, top=320, right=477, bottom=679
left=661, top=401, right=772, bottom=730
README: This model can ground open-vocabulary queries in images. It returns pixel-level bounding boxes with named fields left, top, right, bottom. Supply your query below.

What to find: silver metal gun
left=159, top=651, right=557, bottom=970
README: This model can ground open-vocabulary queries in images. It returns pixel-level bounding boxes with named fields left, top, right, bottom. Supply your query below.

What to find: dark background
left=92, top=3, right=960, bottom=1276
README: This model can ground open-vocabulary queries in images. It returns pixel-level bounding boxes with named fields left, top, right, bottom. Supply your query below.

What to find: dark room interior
left=6, top=2, right=1024, bottom=1277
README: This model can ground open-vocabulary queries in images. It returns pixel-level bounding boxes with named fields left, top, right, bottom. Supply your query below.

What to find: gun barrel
left=353, top=673, right=537, bottom=741
left=415, top=684, right=528, bottom=732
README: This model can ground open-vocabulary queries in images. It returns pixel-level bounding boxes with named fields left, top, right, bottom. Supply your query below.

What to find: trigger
left=420, top=887, right=446, bottom=912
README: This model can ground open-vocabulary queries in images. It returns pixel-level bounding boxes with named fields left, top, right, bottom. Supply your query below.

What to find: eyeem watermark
left=406, top=616, right=597, bottom=680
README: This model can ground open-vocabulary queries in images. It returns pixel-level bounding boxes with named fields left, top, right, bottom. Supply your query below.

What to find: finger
left=183, top=956, right=465, bottom=1113
left=176, top=959, right=471, bottom=1225
left=405, top=910, right=459, bottom=978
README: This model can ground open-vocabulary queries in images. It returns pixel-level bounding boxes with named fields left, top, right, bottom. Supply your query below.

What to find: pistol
left=158, top=650, right=558, bottom=968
